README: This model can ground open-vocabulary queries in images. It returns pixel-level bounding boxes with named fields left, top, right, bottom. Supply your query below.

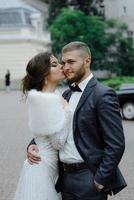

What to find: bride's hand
left=27, top=144, right=41, bottom=164
left=61, top=98, right=69, bottom=108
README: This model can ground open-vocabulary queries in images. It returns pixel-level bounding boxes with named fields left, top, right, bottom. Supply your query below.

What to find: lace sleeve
left=49, top=106, right=71, bottom=150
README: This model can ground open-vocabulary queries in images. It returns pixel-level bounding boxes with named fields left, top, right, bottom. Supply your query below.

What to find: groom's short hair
left=62, top=41, right=91, bottom=58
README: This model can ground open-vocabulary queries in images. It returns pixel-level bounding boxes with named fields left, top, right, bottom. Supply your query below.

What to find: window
left=0, top=11, right=22, bottom=26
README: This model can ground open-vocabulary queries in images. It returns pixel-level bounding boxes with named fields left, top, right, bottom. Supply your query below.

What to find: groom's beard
left=66, top=65, right=85, bottom=84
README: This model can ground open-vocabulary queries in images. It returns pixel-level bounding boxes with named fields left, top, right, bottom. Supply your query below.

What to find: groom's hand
left=27, top=144, right=41, bottom=164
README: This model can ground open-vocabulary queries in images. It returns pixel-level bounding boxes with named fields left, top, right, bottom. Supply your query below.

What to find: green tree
left=117, top=37, right=134, bottom=75
left=104, top=19, right=134, bottom=76
left=41, top=1, right=134, bottom=76
left=40, top=0, right=104, bottom=25
left=50, top=8, right=108, bottom=69
left=68, top=0, right=92, bottom=15
left=41, top=0, right=68, bottom=25
left=50, top=9, right=134, bottom=75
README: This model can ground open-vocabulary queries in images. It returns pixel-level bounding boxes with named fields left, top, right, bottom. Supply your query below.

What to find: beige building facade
left=0, top=0, right=50, bottom=89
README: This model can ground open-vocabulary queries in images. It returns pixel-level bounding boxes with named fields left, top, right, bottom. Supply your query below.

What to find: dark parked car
left=116, top=84, right=134, bottom=120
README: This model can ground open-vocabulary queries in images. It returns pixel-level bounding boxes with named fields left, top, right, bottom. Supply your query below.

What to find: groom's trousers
left=61, top=164, right=108, bottom=200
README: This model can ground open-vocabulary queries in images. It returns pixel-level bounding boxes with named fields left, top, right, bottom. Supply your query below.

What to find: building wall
left=0, top=40, right=50, bottom=88
left=0, top=0, right=50, bottom=89
left=104, top=0, right=134, bottom=33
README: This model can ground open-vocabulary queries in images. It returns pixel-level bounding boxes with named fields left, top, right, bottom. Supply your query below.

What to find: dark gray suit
left=56, top=77, right=127, bottom=199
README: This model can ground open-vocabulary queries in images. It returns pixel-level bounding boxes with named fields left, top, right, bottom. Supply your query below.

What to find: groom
left=27, top=41, right=127, bottom=200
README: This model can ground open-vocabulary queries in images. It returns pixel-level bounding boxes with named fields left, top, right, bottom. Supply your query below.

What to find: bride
left=14, top=52, right=71, bottom=200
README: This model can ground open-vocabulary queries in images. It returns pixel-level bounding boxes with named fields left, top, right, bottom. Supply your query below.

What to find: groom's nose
left=63, top=65, right=70, bottom=74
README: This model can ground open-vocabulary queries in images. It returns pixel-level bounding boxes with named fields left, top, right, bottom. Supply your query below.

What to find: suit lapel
left=73, top=77, right=97, bottom=131
left=63, top=77, right=97, bottom=132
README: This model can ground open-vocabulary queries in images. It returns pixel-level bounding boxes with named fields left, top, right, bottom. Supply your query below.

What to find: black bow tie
left=69, top=84, right=82, bottom=92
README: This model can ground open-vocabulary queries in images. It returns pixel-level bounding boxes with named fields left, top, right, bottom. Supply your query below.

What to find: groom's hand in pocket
left=27, top=144, right=41, bottom=164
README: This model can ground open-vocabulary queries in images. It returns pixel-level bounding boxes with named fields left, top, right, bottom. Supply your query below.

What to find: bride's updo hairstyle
left=22, top=52, right=52, bottom=95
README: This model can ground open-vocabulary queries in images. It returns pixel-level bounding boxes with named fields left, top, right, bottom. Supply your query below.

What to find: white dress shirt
left=59, top=73, right=93, bottom=163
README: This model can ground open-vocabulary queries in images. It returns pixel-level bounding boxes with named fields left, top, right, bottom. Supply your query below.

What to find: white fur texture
left=27, top=90, right=66, bottom=137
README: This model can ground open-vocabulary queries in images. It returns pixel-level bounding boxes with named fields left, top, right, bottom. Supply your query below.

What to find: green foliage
left=116, top=37, right=134, bottom=76
left=48, top=0, right=68, bottom=25
left=104, top=19, right=134, bottom=76
left=102, top=76, right=134, bottom=90
left=49, top=9, right=134, bottom=76
left=40, top=0, right=104, bottom=25
left=70, top=0, right=93, bottom=15
left=50, top=8, right=107, bottom=63
left=106, top=19, right=117, bottom=28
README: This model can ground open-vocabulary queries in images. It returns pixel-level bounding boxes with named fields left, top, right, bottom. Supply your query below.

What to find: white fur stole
left=27, top=90, right=65, bottom=137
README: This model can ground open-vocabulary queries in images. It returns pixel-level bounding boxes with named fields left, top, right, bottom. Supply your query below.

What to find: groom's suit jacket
left=56, top=77, right=127, bottom=195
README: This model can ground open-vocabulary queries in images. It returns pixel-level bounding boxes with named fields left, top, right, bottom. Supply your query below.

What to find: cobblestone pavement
left=0, top=91, right=133, bottom=200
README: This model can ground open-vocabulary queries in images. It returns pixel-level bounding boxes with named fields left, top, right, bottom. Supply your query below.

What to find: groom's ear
left=84, top=56, right=91, bottom=66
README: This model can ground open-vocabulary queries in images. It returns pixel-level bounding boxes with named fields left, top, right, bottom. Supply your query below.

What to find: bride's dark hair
left=22, top=52, right=52, bottom=96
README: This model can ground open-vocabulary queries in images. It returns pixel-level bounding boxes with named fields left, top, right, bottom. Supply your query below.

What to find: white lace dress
left=14, top=90, right=71, bottom=200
